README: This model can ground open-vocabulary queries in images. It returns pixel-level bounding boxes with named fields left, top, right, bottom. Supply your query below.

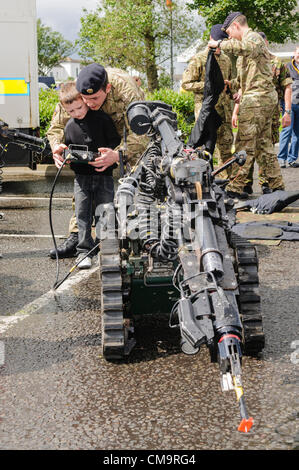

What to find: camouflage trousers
left=69, top=196, right=79, bottom=234
left=245, top=104, right=281, bottom=188
left=226, top=105, right=285, bottom=194
left=214, top=120, right=234, bottom=179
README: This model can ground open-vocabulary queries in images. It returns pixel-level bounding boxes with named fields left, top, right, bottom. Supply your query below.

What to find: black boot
left=226, top=190, right=249, bottom=200
left=49, top=232, right=78, bottom=259
left=243, top=184, right=253, bottom=195
left=262, top=185, right=272, bottom=195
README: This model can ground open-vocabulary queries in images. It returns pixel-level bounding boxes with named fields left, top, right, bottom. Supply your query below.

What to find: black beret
left=222, top=11, right=243, bottom=31
left=210, top=24, right=228, bottom=41
left=76, top=63, right=107, bottom=95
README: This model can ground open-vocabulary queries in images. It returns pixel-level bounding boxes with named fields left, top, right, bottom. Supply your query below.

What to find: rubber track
left=99, top=238, right=125, bottom=360
left=230, top=232, right=265, bottom=355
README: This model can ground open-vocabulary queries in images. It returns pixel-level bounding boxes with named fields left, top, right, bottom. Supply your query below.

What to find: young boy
left=59, top=81, right=121, bottom=268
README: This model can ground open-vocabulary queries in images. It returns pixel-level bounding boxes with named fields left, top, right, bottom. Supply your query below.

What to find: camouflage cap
left=210, top=24, right=228, bottom=41
left=76, top=63, right=108, bottom=95
left=222, top=11, right=243, bottom=31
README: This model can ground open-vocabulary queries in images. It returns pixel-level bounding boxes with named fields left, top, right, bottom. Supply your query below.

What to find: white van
left=0, top=0, right=40, bottom=169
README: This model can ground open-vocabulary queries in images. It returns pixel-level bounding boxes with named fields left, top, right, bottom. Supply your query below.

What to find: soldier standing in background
left=208, top=12, right=285, bottom=199
left=181, top=24, right=236, bottom=183
left=47, top=64, right=148, bottom=259
left=231, top=31, right=292, bottom=194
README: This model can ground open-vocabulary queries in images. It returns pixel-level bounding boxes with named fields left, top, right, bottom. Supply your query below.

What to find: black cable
left=49, top=156, right=70, bottom=289
left=49, top=155, right=102, bottom=290
left=53, top=242, right=100, bottom=290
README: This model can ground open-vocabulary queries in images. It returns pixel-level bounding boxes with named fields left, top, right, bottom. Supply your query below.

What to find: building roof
left=177, top=39, right=298, bottom=64
left=61, top=57, right=82, bottom=64
left=271, top=42, right=298, bottom=53
left=177, top=38, right=206, bottom=63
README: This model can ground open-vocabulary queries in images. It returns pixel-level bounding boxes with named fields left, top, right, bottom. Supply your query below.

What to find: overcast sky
left=36, top=0, right=100, bottom=43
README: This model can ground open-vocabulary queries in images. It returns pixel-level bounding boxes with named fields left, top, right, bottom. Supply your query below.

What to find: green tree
left=37, top=19, right=75, bottom=75
left=38, top=88, right=59, bottom=137
left=187, top=0, right=299, bottom=43
left=77, top=0, right=201, bottom=91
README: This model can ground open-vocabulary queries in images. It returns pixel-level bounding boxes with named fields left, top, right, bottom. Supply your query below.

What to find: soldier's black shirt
left=64, top=108, right=121, bottom=175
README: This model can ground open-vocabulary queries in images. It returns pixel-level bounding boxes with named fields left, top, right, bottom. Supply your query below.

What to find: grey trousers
left=74, top=174, right=114, bottom=254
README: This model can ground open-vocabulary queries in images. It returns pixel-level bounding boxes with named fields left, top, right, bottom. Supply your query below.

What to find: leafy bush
left=39, top=88, right=59, bottom=137
left=158, top=72, right=172, bottom=89
left=146, top=88, right=195, bottom=142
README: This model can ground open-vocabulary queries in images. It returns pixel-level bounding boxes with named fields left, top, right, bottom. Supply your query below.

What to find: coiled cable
left=151, top=195, right=180, bottom=261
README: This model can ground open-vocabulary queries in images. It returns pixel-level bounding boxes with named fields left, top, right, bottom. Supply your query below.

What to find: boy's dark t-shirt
left=64, top=108, right=121, bottom=176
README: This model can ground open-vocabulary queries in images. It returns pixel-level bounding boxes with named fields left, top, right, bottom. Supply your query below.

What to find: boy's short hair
left=59, top=81, right=81, bottom=105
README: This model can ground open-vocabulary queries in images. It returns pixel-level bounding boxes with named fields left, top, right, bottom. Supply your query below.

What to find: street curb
left=3, top=164, right=73, bottom=177
left=0, top=196, right=72, bottom=209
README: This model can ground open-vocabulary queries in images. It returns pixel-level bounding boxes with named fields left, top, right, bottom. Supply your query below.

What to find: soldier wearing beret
left=47, top=64, right=148, bottom=259
left=181, top=24, right=235, bottom=181
left=238, top=32, right=292, bottom=193
left=208, top=12, right=285, bottom=199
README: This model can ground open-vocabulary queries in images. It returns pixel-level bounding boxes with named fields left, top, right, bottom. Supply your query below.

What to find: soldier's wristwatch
left=285, top=109, right=291, bottom=115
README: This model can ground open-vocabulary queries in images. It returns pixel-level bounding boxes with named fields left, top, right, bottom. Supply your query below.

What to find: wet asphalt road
left=0, top=167, right=298, bottom=450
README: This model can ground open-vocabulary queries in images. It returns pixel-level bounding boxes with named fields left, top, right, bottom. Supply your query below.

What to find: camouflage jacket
left=270, top=53, right=292, bottom=101
left=47, top=67, right=148, bottom=163
left=181, top=47, right=233, bottom=120
left=221, top=29, right=278, bottom=108
left=234, top=52, right=292, bottom=103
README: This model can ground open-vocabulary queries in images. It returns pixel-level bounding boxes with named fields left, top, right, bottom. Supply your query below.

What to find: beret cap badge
left=76, top=63, right=107, bottom=95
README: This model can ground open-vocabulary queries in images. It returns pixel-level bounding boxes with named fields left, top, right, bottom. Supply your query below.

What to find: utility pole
left=166, top=0, right=174, bottom=89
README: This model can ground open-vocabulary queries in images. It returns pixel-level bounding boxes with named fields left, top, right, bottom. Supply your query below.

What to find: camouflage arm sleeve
left=230, top=78, right=240, bottom=94
left=46, top=103, right=70, bottom=151
left=282, top=78, right=293, bottom=91
left=230, top=57, right=242, bottom=94
left=181, top=56, right=205, bottom=93
left=221, top=37, right=260, bottom=59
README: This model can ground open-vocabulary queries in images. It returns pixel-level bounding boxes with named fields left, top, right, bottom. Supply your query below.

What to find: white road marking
left=0, top=197, right=71, bottom=201
left=0, top=234, right=65, bottom=238
left=0, top=266, right=99, bottom=335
